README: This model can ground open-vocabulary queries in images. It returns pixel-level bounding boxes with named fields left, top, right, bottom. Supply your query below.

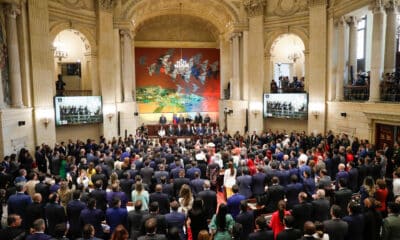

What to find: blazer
left=165, top=211, right=186, bottom=239
left=343, top=214, right=364, bottom=240
left=237, top=174, right=253, bottom=199
left=252, top=172, right=267, bottom=196
left=285, top=183, right=303, bottom=209
left=127, top=209, right=148, bottom=240
left=106, top=207, right=128, bottom=234
left=334, top=188, right=353, bottom=217
left=227, top=193, right=246, bottom=219
left=311, top=198, right=330, bottom=222
left=149, top=192, right=170, bottom=215
left=249, top=230, right=274, bottom=240
left=276, top=228, right=302, bottom=240
left=44, top=203, right=66, bottom=236
left=323, top=219, right=348, bottom=240
left=141, top=213, right=167, bottom=235
left=291, top=202, right=313, bottom=231
left=79, top=208, right=105, bottom=239
left=67, top=199, right=86, bottom=238
left=236, top=211, right=254, bottom=240
left=26, top=233, right=52, bottom=240
left=382, top=214, right=400, bottom=240
left=90, top=188, right=108, bottom=212
left=7, top=192, right=32, bottom=225
left=265, top=184, right=285, bottom=213
left=190, top=178, right=204, bottom=196
left=197, top=189, right=217, bottom=219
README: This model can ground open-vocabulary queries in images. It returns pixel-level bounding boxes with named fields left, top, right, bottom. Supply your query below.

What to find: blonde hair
left=179, top=184, right=193, bottom=207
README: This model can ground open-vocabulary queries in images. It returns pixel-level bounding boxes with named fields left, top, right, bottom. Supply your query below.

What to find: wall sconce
left=311, top=110, right=320, bottom=119
left=106, top=113, right=114, bottom=121
left=251, top=109, right=261, bottom=117
left=42, top=118, right=51, bottom=128
left=340, top=112, right=347, bottom=117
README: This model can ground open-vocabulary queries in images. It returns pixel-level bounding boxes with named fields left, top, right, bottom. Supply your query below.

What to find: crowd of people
left=1, top=129, right=400, bottom=240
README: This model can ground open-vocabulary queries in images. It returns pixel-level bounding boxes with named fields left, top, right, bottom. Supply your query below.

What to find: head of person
left=216, top=204, right=228, bottom=231
left=303, top=221, right=316, bottom=236
left=33, top=218, right=46, bottom=233
left=111, top=225, right=129, bottom=240
left=232, top=184, right=239, bottom=194
left=7, top=214, right=22, bottom=228
left=53, top=223, right=68, bottom=238
left=82, top=224, right=95, bottom=239
left=255, top=216, right=268, bottom=230
left=330, top=204, right=342, bottom=218
left=197, top=230, right=210, bottom=240
left=144, top=218, right=158, bottom=234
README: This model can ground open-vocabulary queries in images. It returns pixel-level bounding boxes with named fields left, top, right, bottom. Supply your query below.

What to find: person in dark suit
left=159, top=114, right=167, bottom=125
left=173, top=170, right=190, bottom=198
left=323, top=205, right=348, bottom=240
left=303, top=170, right=316, bottom=200
left=67, top=190, right=86, bottom=239
left=291, top=192, right=313, bottom=232
left=363, top=197, right=382, bottom=240
left=227, top=184, right=246, bottom=219
left=79, top=198, right=106, bottom=239
left=347, top=161, right=359, bottom=192
left=149, top=184, right=170, bottom=215
left=44, top=193, right=67, bottom=236
left=0, top=214, right=26, bottom=240
left=91, top=166, right=108, bottom=190
left=237, top=169, right=253, bottom=199
left=194, top=112, right=203, bottom=124
left=342, top=201, right=364, bottom=240
left=167, top=124, right=175, bottom=136
left=26, top=219, right=51, bottom=240
left=335, top=164, right=349, bottom=189
left=252, top=166, right=267, bottom=197
left=197, top=180, right=217, bottom=219
left=190, top=172, right=204, bottom=196
left=120, top=172, right=134, bottom=201
left=188, top=198, right=208, bottom=240
left=138, top=218, right=168, bottom=240
left=140, top=202, right=167, bottom=235
left=236, top=200, right=254, bottom=240
left=160, top=176, right=174, bottom=200
left=107, top=183, right=128, bottom=208
left=90, top=180, right=108, bottom=212
left=249, top=216, right=274, bottom=240
left=334, top=178, right=353, bottom=217
left=264, top=176, right=285, bottom=213
left=7, top=184, right=32, bottom=229
left=128, top=200, right=148, bottom=240
left=276, top=215, right=302, bottom=240
left=154, top=164, right=169, bottom=184
left=77, top=224, right=103, bottom=240
left=285, top=174, right=303, bottom=209
left=381, top=202, right=400, bottom=240
left=186, top=161, right=201, bottom=180
left=311, top=189, right=330, bottom=222
left=25, top=193, right=45, bottom=231
left=300, top=221, right=318, bottom=240
left=35, top=175, right=50, bottom=204
left=140, top=160, right=155, bottom=186
left=165, top=201, right=186, bottom=239
left=106, top=197, right=128, bottom=234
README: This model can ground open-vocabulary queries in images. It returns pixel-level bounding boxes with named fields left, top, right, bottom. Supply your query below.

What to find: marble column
left=327, top=15, right=338, bottom=101
left=219, top=35, right=230, bottom=99
left=231, top=32, right=241, bottom=100
left=348, top=16, right=358, bottom=84
left=5, top=4, right=23, bottom=108
left=120, top=29, right=133, bottom=102
left=335, top=17, right=347, bottom=101
left=242, top=30, right=249, bottom=100
left=85, top=51, right=100, bottom=95
left=369, top=1, right=386, bottom=102
left=384, top=0, right=398, bottom=73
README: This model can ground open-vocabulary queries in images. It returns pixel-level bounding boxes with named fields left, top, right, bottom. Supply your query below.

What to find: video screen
left=264, top=93, right=308, bottom=120
left=54, top=96, right=103, bottom=126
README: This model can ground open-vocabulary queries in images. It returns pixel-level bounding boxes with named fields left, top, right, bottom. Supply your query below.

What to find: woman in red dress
left=268, top=200, right=291, bottom=239
left=375, top=178, right=389, bottom=217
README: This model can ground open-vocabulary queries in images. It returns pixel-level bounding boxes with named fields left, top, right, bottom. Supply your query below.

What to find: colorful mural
left=135, top=48, right=220, bottom=113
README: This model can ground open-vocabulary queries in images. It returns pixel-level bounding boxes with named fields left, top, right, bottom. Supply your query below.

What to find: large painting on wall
left=135, top=48, right=220, bottom=113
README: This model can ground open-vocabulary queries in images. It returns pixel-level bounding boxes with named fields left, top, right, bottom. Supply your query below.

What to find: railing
left=62, top=90, right=92, bottom=96
left=344, top=85, right=369, bottom=101
left=380, top=81, right=400, bottom=102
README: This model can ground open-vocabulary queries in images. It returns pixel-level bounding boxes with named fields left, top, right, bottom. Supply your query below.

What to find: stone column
left=219, top=34, right=230, bottom=99
left=369, top=0, right=386, bottom=102
left=120, top=29, right=133, bottom=102
left=5, top=3, right=23, bottom=108
left=131, top=34, right=136, bottom=100
left=230, top=32, right=241, bottom=100
left=348, top=16, right=358, bottom=84
left=384, top=0, right=398, bottom=73
left=242, top=30, right=249, bottom=100
left=327, top=14, right=337, bottom=101
left=85, top=51, right=100, bottom=95
left=335, top=16, right=347, bottom=101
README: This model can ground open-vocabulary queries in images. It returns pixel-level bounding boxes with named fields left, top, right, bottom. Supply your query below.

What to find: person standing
left=381, top=202, right=400, bottom=240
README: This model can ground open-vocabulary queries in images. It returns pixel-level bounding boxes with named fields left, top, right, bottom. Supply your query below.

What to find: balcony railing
left=62, top=90, right=92, bottom=96
left=380, top=81, right=400, bottom=102
left=344, top=85, right=369, bottom=101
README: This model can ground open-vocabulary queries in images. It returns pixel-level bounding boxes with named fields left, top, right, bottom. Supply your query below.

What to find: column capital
left=337, top=15, right=347, bottom=27
left=385, top=0, right=398, bottom=12
left=370, top=0, right=385, bottom=13
left=243, top=0, right=266, bottom=17
left=309, top=0, right=328, bottom=7
left=346, top=16, right=358, bottom=27
left=5, top=3, right=21, bottom=18
left=230, top=32, right=242, bottom=40
left=98, top=0, right=114, bottom=12
left=120, top=29, right=134, bottom=39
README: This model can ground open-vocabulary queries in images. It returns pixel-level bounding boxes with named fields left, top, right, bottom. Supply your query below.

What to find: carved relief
left=266, top=0, right=309, bottom=17
left=243, top=0, right=266, bottom=17
left=309, top=0, right=328, bottom=7
left=99, top=0, right=114, bottom=11
left=5, top=4, right=21, bottom=19
left=53, top=0, right=93, bottom=10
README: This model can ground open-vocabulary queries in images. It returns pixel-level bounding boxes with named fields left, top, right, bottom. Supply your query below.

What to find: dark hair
left=111, top=225, right=128, bottom=240
left=82, top=224, right=94, bottom=238
left=167, top=227, right=180, bottom=240
left=145, top=218, right=157, bottom=234
left=149, top=201, right=159, bottom=212
left=240, top=200, right=247, bottom=212
left=303, top=221, right=316, bottom=235
left=277, top=200, right=286, bottom=224
left=232, top=184, right=239, bottom=193
left=216, top=204, right=228, bottom=231
left=331, top=205, right=341, bottom=218
left=72, top=190, right=81, bottom=200
left=255, top=216, right=267, bottom=230
left=53, top=223, right=67, bottom=238
left=87, top=198, right=96, bottom=209
left=283, top=215, right=295, bottom=228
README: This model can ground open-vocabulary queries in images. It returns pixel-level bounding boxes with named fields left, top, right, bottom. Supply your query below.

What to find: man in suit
left=323, top=205, right=348, bottom=240
left=249, top=216, right=274, bottom=240
left=264, top=176, right=285, bottom=213
left=154, top=164, right=169, bottom=183
left=343, top=201, right=364, bottom=240
left=160, top=176, right=174, bottom=200
left=336, top=163, right=349, bottom=189
left=7, top=184, right=32, bottom=229
left=67, top=190, right=86, bottom=239
left=45, top=193, right=67, bottom=236
left=285, top=174, right=303, bottom=209
left=25, top=193, right=45, bottom=231
left=190, top=172, right=204, bottom=196
left=167, top=124, right=175, bottom=136
left=165, top=201, right=186, bottom=239
left=107, top=183, right=128, bottom=208
left=303, top=170, right=316, bottom=200
left=140, top=160, right=155, bottom=186
left=90, top=180, right=108, bottom=212
left=277, top=215, right=302, bottom=240
left=252, top=166, right=267, bottom=197
left=311, top=189, right=330, bottom=222
left=0, top=214, right=26, bottom=240
left=79, top=198, right=106, bottom=239
left=291, top=192, right=313, bottom=232
left=227, top=184, right=246, bottom=219
left=197, top=180, right=217, bottom=219
left=334, top=178, right=353, bottom=217
left=138, top=218, right=168, bottom=240
left=347, top=161, right=359, bottom=192
left=175, top=124, right=184, bottom=136
left=26, top=219, right=51, bottom=240
left=150, top=184, right=170, bottom=215
left=186, top=161, right=201, bottom=180
left=194, top=112, right=203, bottom=124
left=381, top=202, right=400, bottom=240
left=91, top=166, right=108, bottom=190
left=173, top=170, right=190, bottom=198
left=141, top=202, right=167, bottom=235
left=120, top=172, right=134, bottom=201
left=159, top=114, right=167, bottom=125
left=35, top=174, right=50, bottom=204
left=106, top=197, right=128, bottom=234
left=237, top=169, right=253, bottom=199
left=128, top=200, right=148, bottom=240
left=236, top=201, right=254, bottom=240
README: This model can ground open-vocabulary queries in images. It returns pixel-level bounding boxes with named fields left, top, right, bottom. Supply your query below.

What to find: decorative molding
left=363, top=111, right=400, bottom=123
left=385, top=0, right=398, bottom=12
left=98, top=0, right=114, bottom=11
left=53, top=0, right=91, bottom=10
left=243, top=0, right=266, bottom=17
left=273, top=0, right=303, bottom=17
left=370, top=0, right=385, bottom=12
left=309, top=0, right=328, bottom=7
left=5, top=3, right=21, bottom=18
left=120, top=29, right=133, bottom=40
left=346, top=16, right=358, bottom=27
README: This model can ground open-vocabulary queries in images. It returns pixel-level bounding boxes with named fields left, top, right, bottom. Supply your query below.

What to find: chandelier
left=53, top=36, right=68, bottom=61
left=174, top=2, right=189, bottom=74
left=288, top=52, right=301, bottom=63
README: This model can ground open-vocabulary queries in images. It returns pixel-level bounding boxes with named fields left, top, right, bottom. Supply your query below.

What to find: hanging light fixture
left=287, top=37, right=302, bottom=63
left=53, top=35, right=68, bottom=62
left=174, top=2, right=189, bottom=74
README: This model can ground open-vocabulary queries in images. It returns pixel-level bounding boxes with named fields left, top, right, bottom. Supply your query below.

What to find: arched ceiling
left=135, top=14, right=220, bottom=42
left=121, top=0, right=240, bottom=34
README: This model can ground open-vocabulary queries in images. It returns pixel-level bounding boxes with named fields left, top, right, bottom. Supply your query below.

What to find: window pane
left=357, top=30, right=365, bottom=59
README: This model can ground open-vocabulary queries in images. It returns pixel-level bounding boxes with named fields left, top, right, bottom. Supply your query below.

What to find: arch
left=264, top=27, right=309, bottom=56
left=49, top=21, right=96, bottom=53
left=122, top=0, right=239, bottom=35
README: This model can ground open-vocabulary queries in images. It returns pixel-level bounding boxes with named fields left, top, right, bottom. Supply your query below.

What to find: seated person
left=159, top=114, right=167, bottom=125
left=194, top=112, right=203, bottom=124
left=167, top=125, right=175, bottom=136
left=158, top=126, right=166, bottom=138
left=203, top=114, right=211, bottom=124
